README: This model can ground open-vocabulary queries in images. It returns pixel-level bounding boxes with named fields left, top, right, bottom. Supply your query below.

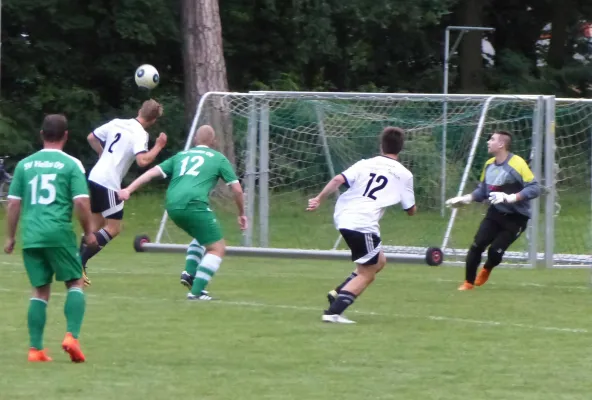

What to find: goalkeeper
left=445, top=131, right=541, bottom=290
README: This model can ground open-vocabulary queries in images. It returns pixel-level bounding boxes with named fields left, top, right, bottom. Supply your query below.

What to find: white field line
left=0, top=287, right=587, bottom=335
left=2, top=261, right=590, bottom=291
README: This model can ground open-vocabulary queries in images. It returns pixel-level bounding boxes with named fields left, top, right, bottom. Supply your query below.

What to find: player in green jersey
left=4, top=114, right=97, bottom=362
left=118, top=125, right=247, bottom=300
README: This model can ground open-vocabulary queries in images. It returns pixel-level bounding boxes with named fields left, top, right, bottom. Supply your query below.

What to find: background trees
left=1, top=0, right=591, bottom=170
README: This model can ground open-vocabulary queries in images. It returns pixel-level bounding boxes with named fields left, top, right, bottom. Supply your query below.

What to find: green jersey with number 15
left=157, top=145, right=239, bottom=210
left=8, top=149, right=90, bottom=249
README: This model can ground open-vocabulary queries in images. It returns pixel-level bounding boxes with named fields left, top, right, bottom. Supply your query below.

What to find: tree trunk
left=547, top=0, right=574, bottom=69
left=458, top=0, right=485, bottom=93
left=181, top=0, right=235, bottom=166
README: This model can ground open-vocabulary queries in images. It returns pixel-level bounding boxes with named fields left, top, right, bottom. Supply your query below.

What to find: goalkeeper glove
left=488, top=192, right=518, bottom=205
left=445, top=194, right=473, bottom=208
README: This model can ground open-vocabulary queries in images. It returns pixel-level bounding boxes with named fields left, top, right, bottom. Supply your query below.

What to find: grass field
left=1, top=193, right=592, bottom=400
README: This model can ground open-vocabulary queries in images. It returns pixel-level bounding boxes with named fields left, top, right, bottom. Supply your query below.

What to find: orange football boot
left=457, top=281, right=474, bottom=291
left=475, top=268, right=491, bottom=286
left=62, top=333, right=85, bottom=363
left=28, top=348, right=52, bottom=362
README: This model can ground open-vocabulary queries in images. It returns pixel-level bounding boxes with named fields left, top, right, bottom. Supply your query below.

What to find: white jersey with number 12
left=88, top=118, right=149, bottom=190
left=334, top=156, right=415, bottom=235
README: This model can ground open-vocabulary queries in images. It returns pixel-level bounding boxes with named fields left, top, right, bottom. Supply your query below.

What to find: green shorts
left=22, top=247, right=83, bottom=288
left=168, top=204, right=223, bottom=246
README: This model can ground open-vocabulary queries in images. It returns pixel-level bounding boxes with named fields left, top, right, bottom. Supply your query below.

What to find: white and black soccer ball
left=134, top=64, right=160, bottom=90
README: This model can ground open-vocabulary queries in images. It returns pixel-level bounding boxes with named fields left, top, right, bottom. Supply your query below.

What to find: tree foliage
left=1, top=0, right=592, bottom=171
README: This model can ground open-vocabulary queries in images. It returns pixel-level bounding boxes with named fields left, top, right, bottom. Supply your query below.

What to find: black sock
left=326, top=291, right=357, bottom=315
left=335, top=272, right=358, bottom=293
left=81, top=229, right=113, bottom=267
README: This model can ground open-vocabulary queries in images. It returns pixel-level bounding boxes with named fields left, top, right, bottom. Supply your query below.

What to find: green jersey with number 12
left=157, top=145, right=239, bottom=210
left=8, top=149, right=90, bottom=248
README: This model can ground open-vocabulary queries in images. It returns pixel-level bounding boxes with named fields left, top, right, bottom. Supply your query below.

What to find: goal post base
left=135, top=235, right=443, bottom=266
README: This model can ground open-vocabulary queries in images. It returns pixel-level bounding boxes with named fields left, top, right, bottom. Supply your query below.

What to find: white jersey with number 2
left=88, top=118, right=149, bottom=190
left=334, top=156, right=415, bottom=235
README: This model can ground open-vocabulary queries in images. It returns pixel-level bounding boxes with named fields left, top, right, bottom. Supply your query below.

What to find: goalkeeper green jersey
left=157, top=145, right=239, bottom=210
left=7, top=149, right=89, bottom=248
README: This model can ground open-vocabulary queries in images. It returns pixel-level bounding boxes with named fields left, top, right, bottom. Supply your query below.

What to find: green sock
left=185, top=239, right=205, bottom=276
left=28, top=298, right=48, bottom=350
left=190, top=254, right=221, bottom=296
left=64, top=288, right=86, bottom=338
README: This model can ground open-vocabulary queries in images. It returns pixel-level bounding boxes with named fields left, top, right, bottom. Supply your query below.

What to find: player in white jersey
left=307, top=127, right=416, bottom=324
left=80, top=99, right=167, bottom=284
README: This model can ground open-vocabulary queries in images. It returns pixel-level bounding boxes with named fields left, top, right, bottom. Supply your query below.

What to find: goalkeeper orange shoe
left=475, top=268, right=491, bottom=286
left=28, top=348, right=52, bottom=362
left=62, top=333, right=85, bottom=363
left=457, top=281, right=474, bottom=291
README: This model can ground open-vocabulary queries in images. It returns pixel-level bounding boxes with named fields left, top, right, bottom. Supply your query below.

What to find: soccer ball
left=135, top=64, right=160, bottom=90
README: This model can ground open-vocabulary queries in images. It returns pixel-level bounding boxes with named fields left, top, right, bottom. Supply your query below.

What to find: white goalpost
left=136, top=91, right=591, bottom=269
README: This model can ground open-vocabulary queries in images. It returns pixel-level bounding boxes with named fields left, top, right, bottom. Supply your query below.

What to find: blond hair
left=138, top=99, right=163, bottom=121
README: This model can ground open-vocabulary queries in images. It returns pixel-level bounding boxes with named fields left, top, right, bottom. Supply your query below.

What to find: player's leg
left=79, top=212, right=104, bottom=285
left=476, top=215, right=528, bottom=286
left=180, top=239, right=206, bottom=289
left=80, top=182, right=124, bottom=285
left=323, top=253, right=386, bottom=324
left=323, top=230, right=385, bottom=323
left=51, top=246, right=87, bottom=362
left=327, top=271, right=359, bottom=306
left=79, top=180, right=106, bottom=256
left=27, top=284, right=52, bottom=362
left=81, top=218, right=121, bottom=266
left=169, top=207, right=225, bottom=300
left=90, top=212, right=106, bottom=231
left=188, top=239, right=225, bottom=300
left=327, top=229, right=364, bottom=305
left=345, top=252, right=387, bottom=296
left=62, top=279, right=86, bottom=363
left=459, top=215, right=501, bottom=290
left=328, top=266, right=390, bottom=305
left=22, top=248, right=53, bottom=362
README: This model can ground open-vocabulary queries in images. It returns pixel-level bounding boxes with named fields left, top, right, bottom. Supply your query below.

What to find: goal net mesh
left=154, top=92, right=563, bottom=266
left=551, top=99, right=592, bottom=265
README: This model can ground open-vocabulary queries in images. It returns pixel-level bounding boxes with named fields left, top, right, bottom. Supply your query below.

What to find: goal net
left=550, top=99, right=592, bottom=267
left=148, top=91, right=571, bottom=267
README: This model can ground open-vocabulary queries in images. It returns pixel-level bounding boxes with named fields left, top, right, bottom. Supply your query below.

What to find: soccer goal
left=548, top=98, right=592, bottom=268
left=137, top=91, right=590, bottom=269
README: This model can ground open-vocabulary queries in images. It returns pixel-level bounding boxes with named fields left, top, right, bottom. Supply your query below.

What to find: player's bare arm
left=307, top=174, right=346, bottom=211
left=118, top=166, right=163, bottom=200
left=74, top=197, right=98, bottom=248
left=4, top=198, right=21, bottom=254
left=402, top=174, right=417, bottom=216
left=136, top=133, right=167, bottom=168
left=229, top=182, right=248, bottom=230
left=87, top=133, right=104, bottom=156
